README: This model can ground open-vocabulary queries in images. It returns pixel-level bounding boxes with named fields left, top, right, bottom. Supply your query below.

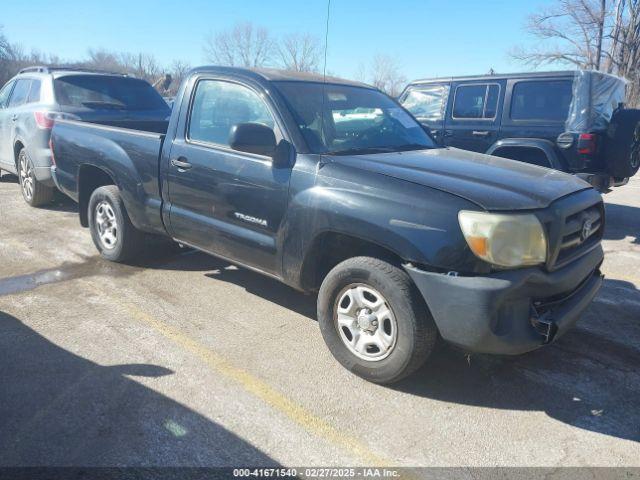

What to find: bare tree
left=0, top=28, right=184, bottom=96
left=513, top=0, right=640, bottom=105
left=85, top=48, right=127, bottom=73
left=512, top=0, right=609, bottom=69
left=203, top=22, right=274, bottom=67
left=354, top=62, right=368, bottom=83
left=124, top=53, right=163, bottom=82
left=166, top=60, right=192, bottom=95
left=278, top=33, right=322, bottom=72
left=606, top=0, right=640, bottom=103
left=0, top=27, right=12, bottom=85
left=0, top=31, right=65, bottom=85
left=0, top=27, right=9, bottom=61
left=369, top=54, right=407, bottom=97
left=83, top=49, right=165, bottom=87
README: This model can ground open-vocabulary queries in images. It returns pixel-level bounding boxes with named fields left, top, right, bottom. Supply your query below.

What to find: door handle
left=171, top=158, right=192, bottom=170
left=472, top=130, right=490, bottom=137
left=11, top=115, right=18, bottom=122
left=442, top=130, right=454, bottom=137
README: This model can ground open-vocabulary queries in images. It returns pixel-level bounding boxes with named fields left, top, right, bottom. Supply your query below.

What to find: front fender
left=281, top=162, right=484, bottom=287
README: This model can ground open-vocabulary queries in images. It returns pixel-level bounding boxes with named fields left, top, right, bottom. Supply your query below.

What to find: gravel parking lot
left=0, top=172, right=639, bottom=467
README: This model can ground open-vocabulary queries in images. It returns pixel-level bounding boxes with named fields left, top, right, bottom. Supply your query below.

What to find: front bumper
left=405, top=246, right=604, bottom=355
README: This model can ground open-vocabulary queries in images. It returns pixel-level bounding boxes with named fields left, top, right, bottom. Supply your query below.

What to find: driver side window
left=188, top=79, right=277, bottom=147
left=0, top=81, right=15, bottom=108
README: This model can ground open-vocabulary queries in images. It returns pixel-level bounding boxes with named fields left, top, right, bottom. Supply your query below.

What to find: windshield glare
left=274, top=81, right=436, bottom=155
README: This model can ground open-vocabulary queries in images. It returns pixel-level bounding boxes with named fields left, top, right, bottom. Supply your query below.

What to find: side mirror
left=272, top=139, right=295, bottom=169
left=229, top=122, right=277, bottom=157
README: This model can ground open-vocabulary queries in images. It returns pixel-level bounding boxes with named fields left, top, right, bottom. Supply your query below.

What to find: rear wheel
left=17, top=148, right=54, bottom=207
left=88, top=185, right=145, bottom=263
left=317, top=256, right=438, bottom=384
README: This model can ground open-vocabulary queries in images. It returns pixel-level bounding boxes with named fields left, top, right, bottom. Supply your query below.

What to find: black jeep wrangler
left=400, top=70, right=640, bottom=191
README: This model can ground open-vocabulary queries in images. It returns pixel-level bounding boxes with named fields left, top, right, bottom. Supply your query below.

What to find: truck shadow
left=0, top=310, right=279, bottom=467
left=0, top=173, right=18, bottom=183
left=603, top=203, right=640, bottom=244
left=394, top=277, right=640, bottom=443
left=42, top=190, right=79, bottom=213
left=0, top=174, right=75, bottom=212
left=202, top=261, right=318, bottom=320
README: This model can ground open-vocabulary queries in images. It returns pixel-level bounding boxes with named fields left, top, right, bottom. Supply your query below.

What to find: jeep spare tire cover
left=605, top=108, right=640, bottom=178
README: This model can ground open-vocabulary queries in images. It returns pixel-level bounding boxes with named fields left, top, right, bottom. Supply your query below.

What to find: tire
left=88, top=185, right=145, bottom=263
left=317, top=256, right=438, bottom=384
left=17, top=148, right=54, bottom=207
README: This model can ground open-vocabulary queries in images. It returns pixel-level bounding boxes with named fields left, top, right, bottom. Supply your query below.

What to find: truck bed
left=51, top=119, right=168, bottom=235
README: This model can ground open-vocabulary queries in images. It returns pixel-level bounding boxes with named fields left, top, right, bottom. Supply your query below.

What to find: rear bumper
left=404, top=246, right=604, bottom=355
left=575, top=172, right=629, bottom=191
left=29, top=145, right=55, bottom=186
left=33, top=165, right=54, bottom=185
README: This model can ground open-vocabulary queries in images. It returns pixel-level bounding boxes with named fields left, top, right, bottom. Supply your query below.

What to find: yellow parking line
left=122, top=303, right=391, bottom=467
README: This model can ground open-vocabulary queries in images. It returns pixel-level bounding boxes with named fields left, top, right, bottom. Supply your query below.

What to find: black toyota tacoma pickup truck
left=50, top=67, right=605, bottom=384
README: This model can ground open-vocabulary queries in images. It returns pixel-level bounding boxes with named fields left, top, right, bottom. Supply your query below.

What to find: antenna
left=323, top=0, right=331, bottom=81
left=320, top=0, right=331, bottom=154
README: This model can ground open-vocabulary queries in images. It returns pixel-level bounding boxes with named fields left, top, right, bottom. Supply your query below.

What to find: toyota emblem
left=581, top=218, right=594, bottom=242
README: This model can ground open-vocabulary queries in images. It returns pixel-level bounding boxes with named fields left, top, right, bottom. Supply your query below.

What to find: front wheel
left=17, top=148, right=54, bottom=207
left=88, top=185, right=145, bottom=263
left=317, top=256, right=438, bottom=384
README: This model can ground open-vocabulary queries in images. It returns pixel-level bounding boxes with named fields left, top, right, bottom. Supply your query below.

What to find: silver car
left=0, top=67, right=170, bottom=206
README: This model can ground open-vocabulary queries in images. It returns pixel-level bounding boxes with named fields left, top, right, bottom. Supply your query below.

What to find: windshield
left=54, top=75, right=170, bottom=111
left=274, top=81, right=436, bottom=155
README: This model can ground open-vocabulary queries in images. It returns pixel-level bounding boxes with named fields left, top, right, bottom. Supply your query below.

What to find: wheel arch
left=13, top=139, right=25, bottom=170
left=299, top=231, right=405, bottom=292
left=78, top=164, right=117, bottom=227
left=487, top=138, right=564, bottom=170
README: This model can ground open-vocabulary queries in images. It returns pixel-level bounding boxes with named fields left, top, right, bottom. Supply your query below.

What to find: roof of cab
left=190, top=65, right=374, bottom=88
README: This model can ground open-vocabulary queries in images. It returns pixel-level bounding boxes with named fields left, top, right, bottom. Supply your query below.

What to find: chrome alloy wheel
left=19, top=151, right=34, bottom=201
left=95, top=201, right=118, bottom=250
left=334, top=284, right=398, bottom=361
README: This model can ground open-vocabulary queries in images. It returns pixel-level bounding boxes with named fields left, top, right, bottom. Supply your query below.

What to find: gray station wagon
left=0, top=66, right=170, bottom=206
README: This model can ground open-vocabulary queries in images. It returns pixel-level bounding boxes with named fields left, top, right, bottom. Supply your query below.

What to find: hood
left=327, top=147, right=592, bottom=211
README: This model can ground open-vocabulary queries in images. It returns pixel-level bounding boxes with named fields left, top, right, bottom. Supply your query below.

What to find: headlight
left=458, top=211, right=547, bottom=267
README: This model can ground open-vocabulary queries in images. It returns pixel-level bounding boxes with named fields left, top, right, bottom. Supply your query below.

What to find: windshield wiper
left=393, top=143, right=433, bottom=152
left=81, top=101, right=126, bottom=110
left=326, top=144, right=431, bottom=156
left=326, top=146, right=402, bottom=156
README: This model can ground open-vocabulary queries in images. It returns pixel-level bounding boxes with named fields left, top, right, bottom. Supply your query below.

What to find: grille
left=554, top=202, right=603, bottom=267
